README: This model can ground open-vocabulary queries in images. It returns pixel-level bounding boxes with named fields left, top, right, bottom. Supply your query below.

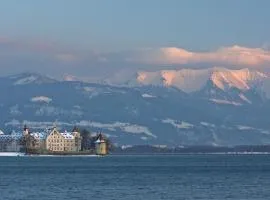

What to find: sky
left=1, top=0, right=270, bottom=79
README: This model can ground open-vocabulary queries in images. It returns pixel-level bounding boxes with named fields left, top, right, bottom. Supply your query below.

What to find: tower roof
left=23, top=124, right=28, bottom=131
left=72, top=126, right=80, bottom=133
left=95, top=132, right=106, bottom=143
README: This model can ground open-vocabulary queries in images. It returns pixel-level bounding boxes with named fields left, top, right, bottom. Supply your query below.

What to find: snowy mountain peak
left=210, top=67, right=267, bottom=91
left=9, top=72, right=57, bottom=85
left=63, top=74, right=80, bottom=82
left=136, top=67, right=268, bottom=93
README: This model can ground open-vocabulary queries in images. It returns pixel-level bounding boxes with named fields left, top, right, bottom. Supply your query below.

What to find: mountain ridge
left=60, top=67, right=269, bottom=96
left=135, top=67, right=268, bottom=93
left=1, top=68, right=270, bottom=146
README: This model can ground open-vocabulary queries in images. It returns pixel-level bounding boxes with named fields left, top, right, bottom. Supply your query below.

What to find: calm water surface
left=0, top=154, right=270, bottom=200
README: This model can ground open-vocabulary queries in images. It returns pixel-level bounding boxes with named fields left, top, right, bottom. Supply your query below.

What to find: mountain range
left=2, top=67, right=270, bottom=146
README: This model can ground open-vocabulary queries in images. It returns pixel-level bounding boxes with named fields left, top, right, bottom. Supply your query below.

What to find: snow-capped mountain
left=134, top=67, right=268, bottom=93
left=68, top=67, right=270, bottom=102
left=6, top=72, right=57, bottom=85
left=1, top=68, right=270, bottom=146
left=87, top=67, right=270, bottom=105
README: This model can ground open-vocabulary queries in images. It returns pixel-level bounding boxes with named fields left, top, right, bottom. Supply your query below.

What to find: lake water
left=0, top=154, right=270, bottom=200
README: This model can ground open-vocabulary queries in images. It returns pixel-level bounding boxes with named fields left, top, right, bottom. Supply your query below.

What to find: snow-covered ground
left=162, top=118, right=193, bottom=129
left=31, top=96, right=52, bottom=103
left=0, top=152, right=25, bottom=157
left=5, top=120, right=157, bottom=138
left=0, top=153, right=101, bottom=157
left=142, top=93, right=156, bottom=98
left=210, top=99, right=242, bottom=106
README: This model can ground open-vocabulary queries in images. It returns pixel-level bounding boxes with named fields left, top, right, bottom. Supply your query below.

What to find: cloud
left=0, top=37, right=92, bottom=77
left=0, top=37, right=77, bottom=59
left=202, top=46, right=270, bottom=66
left=126, top=45, right=270, bottom=67
left=0, top=35, right=270, bottom=80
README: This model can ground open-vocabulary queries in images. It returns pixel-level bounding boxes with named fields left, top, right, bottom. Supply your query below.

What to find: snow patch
left=200, top=122, right=215, bottom=128
left=239, top=93, right=252, bottom=104
left=121, top=145, right=133, bottom=150
left=0, top=152, right=25, bottom=157
left=14, top=76, right=37, bottom=85
left=33, top=106, right=82, bottom=117
left=237, top=125, right=254, bottom=130
left=104, top=133, right=118, bottom=138
left=63, top=74, right=81, bottom=82
left=10, top=105, right=21, bottom=116
left=5, top=120, right=71, bottom=129
left=77, top=121, right=157, bottom=138
left=141, top=136, right=148, bottom=140
left=142, top=93, right=156, bottom=98
left=260, top=130, right=270, bottom=134
left=84, top=87, right=95, bottom=92
left=5, top=119, right=21, bottom=127
left=210, top=99, right=242, bottom=106
left=31, top=96, right=52, bottom=103
left=236, top=125, right=270, bottom=134
left=152, top=145, right=168, bottom=148
left=162, top=118, right=193, bottom=129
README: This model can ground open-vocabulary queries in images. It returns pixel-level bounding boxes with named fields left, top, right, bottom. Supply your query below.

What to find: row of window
left=50, top=147, right=74, bottom=151
left=49, top=143, right=75, bottom=147
left=48, top=139, right=74, bottom=143
left=51, top=147, right=63, bottom=151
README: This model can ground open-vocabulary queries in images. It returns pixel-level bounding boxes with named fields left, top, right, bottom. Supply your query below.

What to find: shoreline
left=2, top=152, right=270, bottom=157
left=0, top=152, right=102, bottom=157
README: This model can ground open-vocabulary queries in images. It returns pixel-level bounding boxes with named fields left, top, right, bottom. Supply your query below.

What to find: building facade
left=46, top=127, right=81, bottom=152
left=95, top=133, right=108, bottom=155
left=0, top=131, right=22, bottom=152
left=23, top=126, right=47, bottom=151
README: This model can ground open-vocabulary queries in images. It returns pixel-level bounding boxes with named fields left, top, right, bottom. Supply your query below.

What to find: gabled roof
left=30, top=132, right=46, bottom=140
left=0, top=133, right=22, bottom=141
left=95, top=133, right=106, bottom=143
left=60, top=131, right=74, bottom=140
left=48, top=128, right=77, bottom=140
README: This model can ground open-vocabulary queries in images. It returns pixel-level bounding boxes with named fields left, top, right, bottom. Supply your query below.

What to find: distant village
left=0, top=125, right=110, bottom=155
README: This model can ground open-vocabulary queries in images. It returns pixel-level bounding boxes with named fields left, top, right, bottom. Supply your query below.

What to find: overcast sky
left=1, top=0, right=270, bottom=79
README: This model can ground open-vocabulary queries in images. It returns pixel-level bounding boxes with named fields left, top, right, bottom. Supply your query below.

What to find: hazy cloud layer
left=125, top=46, right=270, bottom=67
left=0, top=37, right=270, bottom=79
